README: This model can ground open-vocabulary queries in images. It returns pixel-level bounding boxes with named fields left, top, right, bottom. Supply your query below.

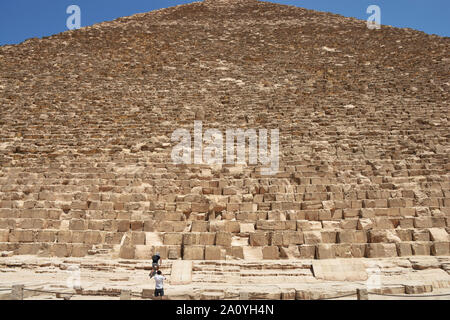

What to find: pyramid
left=0, top=0, right=449, bottom=266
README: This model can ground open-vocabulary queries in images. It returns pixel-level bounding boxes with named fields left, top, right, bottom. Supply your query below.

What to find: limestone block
left=396, top=243, right=413, bottom=256
left=369, top=230, right=401, bottom=243
left=270, top=232, right=282, bottom=246
left=17, top=243, right=40, bottom=255
left=215, top=232, right=232, bottom=246
left=431, top=242, right=450, bottom=256
left=131, top=232, right=146, bottom=245
left=262, top=246, right=279, bottom=259
left=297, top=220, right=321, bottom=231
left=399, top=218, right=415, bottom=229
left=36, top=230, right=56, bottom=242
left=351, top=244, right=366, bottom=258
left=168, top=245, right=182, bottom=259
left=372, top=217, right=394, bottom=229
left=321, top=231, right=337, bottom=243
left=225, top=221, right=240, bottom=233
left=0, top=230, right=8, bottom=242
left=411, top=242, right=431, bottom=256
left=405, top=284, right=432, bottom=294
left=413, top=229, right=430, bottom=241
left=183, top=245, right=204, bottom=260
left=119, top=245, right=135, bottom=259
left=69, top=219, right=87, bottom=231
left=199, top=232, right=216, bottom=245
left=191, top=221, right=209, bottom=232
left=322, top=221, right=340, bottom=230
left=117, top=220, right=130, bottom=232
left=130, top=221, right=143, bottom=231
left=57, top=231, right=72, bottom=243
left=315, top=244, right=335, bottom=259
left=256, top=220, right=285, bottom=231
left=333, top=244, right=352, bottom=258
left=71, top=244, right=89, bottom=257
left=366, top=243, right=397, bottom=258
left=414, top=217, right=433, bottom=228
left=239, top=223, right=255, bottom=233
left=164, top=232, right=183, bottom=245
left=230, top=246, right=244, bottom=259
left=282, top=231, right=303, bottom=245
left=340, top=219, right=358, bottom=229
left=428, top=228, right=449, bottom=242
left=84, top=231, right=103, bottom=245
left=303, top=231, right=322, bottom=244
left=298, top=245, right=315, bottom=259
left=205, top=246, right=225, bottom=260
left=249, top=232, right=269, bottom=246
left=357, top=218, right=373, bottom=230
left=9, top=230, right=34, bottom=243
left=396, top=229, right=413, bottom=241
left=51, top=244, right=72, bottom=257
left=209, top=220, right=226, bottom=232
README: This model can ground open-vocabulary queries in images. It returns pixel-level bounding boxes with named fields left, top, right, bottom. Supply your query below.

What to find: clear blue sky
left=0, top=0, right=449, bottom=45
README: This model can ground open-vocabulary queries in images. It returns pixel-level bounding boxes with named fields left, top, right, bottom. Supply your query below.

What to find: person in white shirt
left=153, top=270, right=166, bottom=299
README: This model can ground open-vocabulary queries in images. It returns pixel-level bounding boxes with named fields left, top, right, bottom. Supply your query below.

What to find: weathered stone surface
left=183, top=246, right=205, bottom=260
left=0, top=0, right=447, bottom=270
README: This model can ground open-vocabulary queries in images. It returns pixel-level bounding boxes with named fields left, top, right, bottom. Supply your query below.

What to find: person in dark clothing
left=149, top=252, right=162, bottom=279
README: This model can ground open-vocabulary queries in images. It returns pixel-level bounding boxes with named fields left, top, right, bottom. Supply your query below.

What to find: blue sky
left=0, top=0, right=449, bottom=45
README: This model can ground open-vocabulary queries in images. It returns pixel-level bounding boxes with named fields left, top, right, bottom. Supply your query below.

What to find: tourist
left=153, top=270, right=166, bottom=300
left=149, top=252, right=162, bottom=278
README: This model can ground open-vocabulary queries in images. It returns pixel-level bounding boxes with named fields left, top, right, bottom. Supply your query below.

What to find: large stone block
left=230, top=246, right=244, bottom=259
left=298, top=245, right=315, bottom=259
left=164, top=232, right=183, bottom=245
left=249, top=232, right=269, bottom=246
left=414, top=217, right=433, bottom=228
left=131, top=232, right=146, bottom=245
left=191, top=221, right=208, bottom=232
left=51, top=244, right=72, bottom=257
left=36, top=230, right=56, bottom=242
left=69, top=219, right=87, bottom=231
left=396, top=243, right=413, bottom=256
left=0, top=230, right=9, bottom=242
left=351, top=244, right=366, bottom=258
left=282, top=231, right=303, bottom=246
left=431, top=242, right=450, bottom=256
left=256, top=220, right=286, bottom=231
left=72, top=244, right=89, bottom=257
left=368, top=230, right=401, bottom=243
left=239, top=223, right=255, bottom=233
left=303, top=231, right=322, bottom=244
left=183, top=245, right=204, bottom=260
left=366, top=243, right=397, bottom=258
left=262, top=246, right=279, bottom=259
left=333, top=244, right=352, bottom=258
left=9, top=230, right=34, bottom=243
left=215, top=232, right=232, bottom=246
left=199, top=232, right=216, bottom=245
left=17, top=243, right=40, bottom=255
left=205, top=246, right=225, bottom=260
left=429, top=228, right=449, bottom=242
left=84, top=231, right=103, bottom=245
left=119, top=245, right=135, bottom=259
left=315, top=244, right=335, bottom=259
left=411, top=242, right=431, bottom=256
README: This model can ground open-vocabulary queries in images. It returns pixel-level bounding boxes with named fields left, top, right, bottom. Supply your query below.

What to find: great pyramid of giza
left=0, top=0, right=449, bottom=299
